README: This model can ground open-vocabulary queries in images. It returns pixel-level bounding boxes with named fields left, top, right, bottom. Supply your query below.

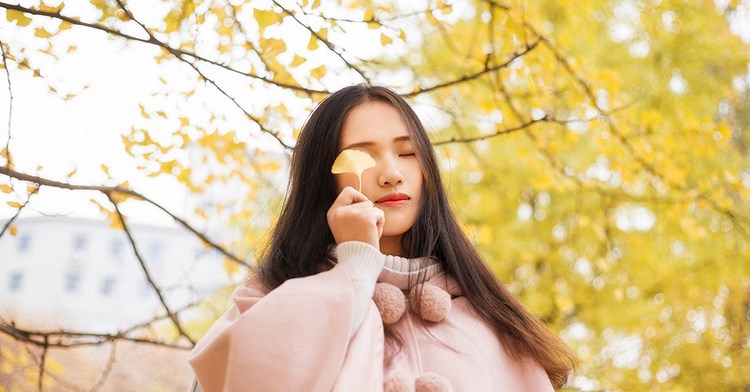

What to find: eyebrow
left=342, top=135, right=412, bottom=151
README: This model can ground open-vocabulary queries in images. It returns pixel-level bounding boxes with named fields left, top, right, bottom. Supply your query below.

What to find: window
left=111, top=239, right=124, bottom=259
left=65, top=274, right=80, bottom=293
left=73, top=235, right=87, bottom=252
left=100, top=277, right=117, bottom=296
left=148, top=242, right=164, bottom=262
left=18, top=234, right=30, bottom=253
left=8, top=272, right=23, bottom=292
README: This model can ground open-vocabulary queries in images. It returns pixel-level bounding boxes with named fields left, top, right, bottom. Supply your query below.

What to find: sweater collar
left=378, top=253, right=443, bottom=290
left=328, top=245, right=443, bottom=290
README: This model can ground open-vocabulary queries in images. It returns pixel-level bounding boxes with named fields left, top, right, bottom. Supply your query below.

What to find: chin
left=382, top=224, right=414, bottom=238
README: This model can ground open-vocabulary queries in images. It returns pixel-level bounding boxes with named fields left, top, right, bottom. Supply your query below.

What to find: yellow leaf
left=260, top=37, right=286, bottom=56
left=58, top=21, right=72, bottom=31
left=34, top=28, right=53, bottom=38
left=254, top=9, right=281, bottom=29
left=195, top=207, right=208, bottom=219
left=101, top=164, right=110, bottom=176
left=179, top=117, right=189, bottom=127
left=6, top=201, right=22, bottom=208
left=0, top=184, right=11, bottom=193
left=307, top=34, right=319, bottom=51
left=364, top=8, right=375, bottom=21
left=26, top=185, right=37, bottom=193
left=9, top=226, right=17, bottom=236
left=291, top=54, right=306, bottom=67
left=40, top=3, right=64, bottom=13
left=380, top=33, right=393, bottom=46
left=318, top=27, right=328, bottom=42
left=139, top=104, right=150, bottom=119
left=223, top=257, right=239, bottom=277
left=310, top=64, right=326, bottom=79
left=331, top=149, right=376, bottom=192
left=156, top=111, right=167, bottom=119
left=6, top=10, right=32, bottom=27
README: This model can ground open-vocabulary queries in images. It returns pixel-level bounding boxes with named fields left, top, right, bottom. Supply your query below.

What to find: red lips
left=376, top=193, right=410, bottom=203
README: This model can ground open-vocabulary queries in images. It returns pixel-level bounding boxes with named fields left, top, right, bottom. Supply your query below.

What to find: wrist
left=335, top=241, right=385, bottom=281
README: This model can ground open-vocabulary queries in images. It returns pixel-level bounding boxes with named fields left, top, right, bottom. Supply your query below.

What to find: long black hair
left=256, top=84, right=576, bottom=387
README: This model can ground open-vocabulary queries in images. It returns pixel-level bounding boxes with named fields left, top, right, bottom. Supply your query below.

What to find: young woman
left=188, top=84, right=576, bottom=391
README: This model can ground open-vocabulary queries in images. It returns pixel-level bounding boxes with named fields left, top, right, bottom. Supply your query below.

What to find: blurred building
left=0, top=216, right=240, bottom=333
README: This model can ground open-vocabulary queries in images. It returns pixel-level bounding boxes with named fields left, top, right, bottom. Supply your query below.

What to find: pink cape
left=188, top=266, right=554, bottom=391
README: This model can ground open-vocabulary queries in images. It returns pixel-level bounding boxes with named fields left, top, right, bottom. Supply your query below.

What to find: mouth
left=376, top=193, right=411, bottom=207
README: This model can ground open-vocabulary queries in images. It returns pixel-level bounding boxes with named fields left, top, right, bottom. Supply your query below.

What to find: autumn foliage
left=1, top=0, right=749, bottom=391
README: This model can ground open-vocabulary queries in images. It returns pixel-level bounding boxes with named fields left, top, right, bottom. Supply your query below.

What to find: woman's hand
left=327, top=186, right=385, bottom=250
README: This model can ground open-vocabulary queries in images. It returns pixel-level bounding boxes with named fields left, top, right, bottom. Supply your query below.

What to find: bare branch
left=432, top=116, right=550, bottom=146
left=0, top=39, right=12, bottom=168
left=0, top=2, right=327, bottom=96
left=88, top=341, right=117, bottom=392
left=405, top=41, right=541, bottom=97
left=105, top=192, right=195, bottom=345
left=0, top=166, right=249, bottom=268
left=112, top=0, right=294, bottom=152
left=0, top=322, right=191, bottom=349
left=0, top=184, right=38, bottom=238
left=272, top=0, right=370, bottom=82
left=38, top=336, right=48, bottom=392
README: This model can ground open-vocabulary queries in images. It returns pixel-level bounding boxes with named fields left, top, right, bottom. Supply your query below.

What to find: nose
left=377, top=156, right=405, bottom=186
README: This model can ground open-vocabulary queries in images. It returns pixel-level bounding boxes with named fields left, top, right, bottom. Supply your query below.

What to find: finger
left=331, top=186, right=372, bottom=208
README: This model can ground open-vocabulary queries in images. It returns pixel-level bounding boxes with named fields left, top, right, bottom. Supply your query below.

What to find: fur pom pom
left=384, top=371, right=412, bottom=392
left=408, top=283, right=451, bottom=322
left=415, top=372, right=453, bottom=392
left=373, top=282, right=406, bottom=325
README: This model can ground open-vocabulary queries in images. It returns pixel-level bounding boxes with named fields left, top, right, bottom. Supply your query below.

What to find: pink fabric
left=188, top=266, right=554, bottom=392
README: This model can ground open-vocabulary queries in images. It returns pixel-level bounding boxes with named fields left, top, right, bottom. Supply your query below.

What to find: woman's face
left=335, top=100, right=423, bottom=253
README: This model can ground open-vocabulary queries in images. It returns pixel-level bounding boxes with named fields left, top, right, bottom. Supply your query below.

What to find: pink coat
left=188, top=264, right=554, bottom=391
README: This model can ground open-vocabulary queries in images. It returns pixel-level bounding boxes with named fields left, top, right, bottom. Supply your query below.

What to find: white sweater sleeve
left=334, top=241, right=385, bottom=337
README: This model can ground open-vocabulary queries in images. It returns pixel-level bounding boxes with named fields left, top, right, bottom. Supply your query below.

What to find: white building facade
left=0, top=216, right=240, bottom=333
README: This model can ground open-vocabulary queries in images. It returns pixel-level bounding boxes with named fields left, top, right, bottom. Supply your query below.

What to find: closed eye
left=400, top=153, right=416, bottom=157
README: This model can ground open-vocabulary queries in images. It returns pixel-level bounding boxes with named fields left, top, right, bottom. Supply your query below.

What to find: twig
left=106, top=192, right=195, bottom=345
left=0, top=2, right=326, bottom=96
left=272, top=0, right=369, bottom=82
left=0, top=166, right=248, bottom=268
left=88, top=342, right=117, bottom=392
left=38, top=336, right=48, bottom=392
left=405, top=41, right=540, bottom=97
left=0, top=322, right=192, bottom=350
left=0, top=39, right=13, bottom=168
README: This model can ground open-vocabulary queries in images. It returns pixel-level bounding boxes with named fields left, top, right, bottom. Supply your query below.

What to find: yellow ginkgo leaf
left=331, top=149, right=376, bottom=192
left=380, top=33, right=393, bottom=46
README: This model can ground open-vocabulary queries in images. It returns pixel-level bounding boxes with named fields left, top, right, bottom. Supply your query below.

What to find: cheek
left=335, top=173, right=358, bottom=191
left=407, top=163, right=424, bottom=188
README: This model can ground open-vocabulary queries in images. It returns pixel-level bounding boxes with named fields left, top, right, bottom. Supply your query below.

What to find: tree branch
left=0, top=39, right=13, bottom=168
left=106, top=191, right=194, bottom=345
left=112, top=0, right=294, bottom=152
left=0, top=166, right=249, bottom=268
left=405, top=40, right=540, bottom=97
left=0, top=321, right=192, bottom=350
left=272, top=0, right=370, bottom=82
left=0, top=2, right=328, bottom=95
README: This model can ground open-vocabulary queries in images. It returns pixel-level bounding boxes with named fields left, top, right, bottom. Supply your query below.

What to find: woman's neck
left=379, top=235, right=405, bottom=257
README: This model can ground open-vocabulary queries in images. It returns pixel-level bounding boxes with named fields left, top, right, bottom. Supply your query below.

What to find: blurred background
left=1, top=0, right=749, bottom=391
